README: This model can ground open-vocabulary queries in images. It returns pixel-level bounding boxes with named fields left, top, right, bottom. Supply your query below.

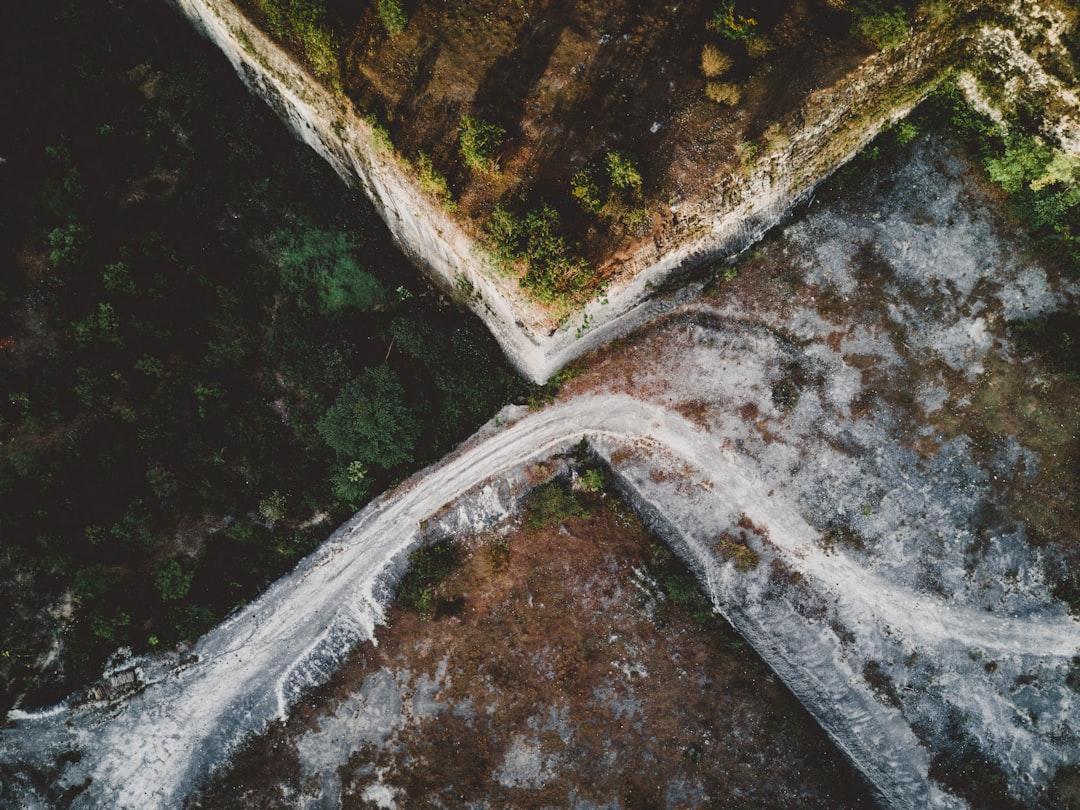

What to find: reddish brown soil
left=195, top=492, right=875, bottom=808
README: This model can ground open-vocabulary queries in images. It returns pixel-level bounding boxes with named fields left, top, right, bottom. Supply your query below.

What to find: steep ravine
left=167, top=0, right=961, bottom=384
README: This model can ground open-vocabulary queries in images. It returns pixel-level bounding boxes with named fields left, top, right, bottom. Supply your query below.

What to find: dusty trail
left=4, top=393, right=1078, bottom=808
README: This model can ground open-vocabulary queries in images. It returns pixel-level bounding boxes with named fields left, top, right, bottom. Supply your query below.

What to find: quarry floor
left=4, top=135, right=1080, bottom=810
left=194, top=492, right=875, bottom=809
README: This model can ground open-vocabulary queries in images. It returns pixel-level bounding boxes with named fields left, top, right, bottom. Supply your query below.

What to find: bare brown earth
left=194, top=488, right=875, bottom=808
left=238, top=0, right=978, bottom=287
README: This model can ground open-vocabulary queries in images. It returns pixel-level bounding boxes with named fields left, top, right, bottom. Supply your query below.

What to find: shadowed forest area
left=0, top=0, right=529, bottom=713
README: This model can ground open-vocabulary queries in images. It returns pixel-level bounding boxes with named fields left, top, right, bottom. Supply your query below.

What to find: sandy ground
left=2, top=137, right=1080, bottom=809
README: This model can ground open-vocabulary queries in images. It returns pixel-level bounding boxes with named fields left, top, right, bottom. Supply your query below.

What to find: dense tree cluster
left=0, top=0, right=526, bottom=711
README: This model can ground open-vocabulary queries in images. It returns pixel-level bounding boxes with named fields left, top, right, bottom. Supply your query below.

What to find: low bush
left=486, top=204, right=591, bottom=305
left=570, top=169, right=603, bottom=214
left=254, top=0, right=338, bottom=78
left=413, top=152, right=456, bottom=210
left=605, top=151, right=643, bottom=191
left=524, top=480, right=588, bottom=529
left=710, top=0, right=757, bottom=41
left=851, top=1, right=910, bottom=50
left=706, top=80, right=742, bottom=106
left=458, top=115, right=506, bottom=174
left=701, top=44, right=734, bottom=78
left=376, top=0, right=408, bottom=37
left=716, top=533, right=760, bottom=571
left=397, top=541, right=461, bottom=616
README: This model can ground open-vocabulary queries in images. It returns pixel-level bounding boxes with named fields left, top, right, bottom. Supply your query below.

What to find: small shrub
left=74, top=302, right=123, bottom=347
left=156, top=559, right=193, bottom=602
left=579, top=468, right=604, bottom=493
left=819, top=518, right=866, bottom=551
left=46, top=222, right=87, bottom=267
left=605, top=151, right=643, bottom=191
left=744, top=34, right=773, bottom=59
left=984, top=134, right=1054, bottom=193
left=716, top=533, right=760, bottom=571
left=295, top=19, right=337, bottom=78
left=102, top=261, right=136, bottom=295
left=771, top=378, right=800, bottom=412
left=487, top=204, right=591, bottom=304
left=258, top=490, right=288, bottom=523
left=893, top=120, right=920, bottom=147
left=701, top=44, right=734, bottom=78
left=487, top=204, right=521, bottom=264
left=458, top=115, right=506, bottom=174
left=146, top=466, right=177, bottom=500
left=524, top=481, right=586, bottom=529
left=331, top=460, right=370, bottom=505
left=761, top=122, right=791, bottom=153
left=655, top=568, right=715, bottom=625
left=570, top=168, right=603, bottom=213
left=519, top=207, right=589, bottom=302
left=376, top=0, right=408, bottom=36
left=710, top=0, right=757, bottom=41
left=413, top=152, right=456, bottom=210
left=363, top=114, right=394, bottom=154
left=851, top=2, right=910, bottom=50
left=274, top=226, right=385, bottom=314
left=705, top=81, right=742, bottom=106
left=397, top=541, right=461, bottom=616
left=256, top=0, right=339, bottom=78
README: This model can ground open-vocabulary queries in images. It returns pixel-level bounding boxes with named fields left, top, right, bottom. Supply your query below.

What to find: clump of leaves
left=818, top=518, right=866, bottom=552
left=376, top=0, right=408, bottom=36
left=579, top=467, right=604, bottom=493
left=317, top=364, right=420, bottom=471
left=605, top=151, right=643, bottom=191
left=524, top=480, right=588, bottom=529
left=258, top=490, right=288, bottom=523
left=458, top=115, right=506, bottom=174
left=155, top=559, right=194, bottom=602
left=397, top=541, right=461, bottom=616
left=716, top=532, right=760, bottom=571
left=363, top=113, right=394, bottom=154
left=705, top=81, right=742, bottom=106
left=487, top=204, right=591, bottom=305
left=274, top=225, right=385, bottom=315
left=851, top=1, right=910, bottom=50
left=570, top=169, right=603, bottom=214
left=570, top=151, right=645, bottom=230
left=701, top=44, right=734, bottom=78
left=255, top=0, right=339, bottom=78
left=413, top=152, right=456, bottom=210
left=710, top=0, right=757, bottom=41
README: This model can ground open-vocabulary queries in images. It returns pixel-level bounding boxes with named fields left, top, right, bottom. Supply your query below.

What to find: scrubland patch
left=196, top=484, right=873, bottom=808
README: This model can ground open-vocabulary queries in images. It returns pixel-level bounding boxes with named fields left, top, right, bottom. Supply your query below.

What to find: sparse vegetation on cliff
left=227, top=0, right=969, bottom=315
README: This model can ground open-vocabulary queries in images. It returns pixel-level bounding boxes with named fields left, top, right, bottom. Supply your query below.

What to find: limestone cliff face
left=168, top=0, right=955, bottom=382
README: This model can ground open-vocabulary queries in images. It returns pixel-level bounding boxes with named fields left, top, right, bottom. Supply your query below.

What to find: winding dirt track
left=6, top=394, right=1079, bottom=808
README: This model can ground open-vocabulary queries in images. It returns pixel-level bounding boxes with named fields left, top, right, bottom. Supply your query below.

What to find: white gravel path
left=4, top=393, right=1079, bottom=808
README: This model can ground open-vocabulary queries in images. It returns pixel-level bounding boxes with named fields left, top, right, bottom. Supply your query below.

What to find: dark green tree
left=275, top=226, right=385, bottom=314
left=317, top=364, right=419, bottom=470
